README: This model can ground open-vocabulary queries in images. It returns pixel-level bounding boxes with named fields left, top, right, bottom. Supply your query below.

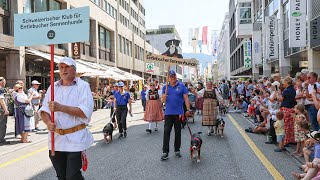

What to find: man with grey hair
left=28, top=80, right=42, bottom=132
left=0, top=77, right=9, bottom=144
left=300, top=69, right=309, bottom=82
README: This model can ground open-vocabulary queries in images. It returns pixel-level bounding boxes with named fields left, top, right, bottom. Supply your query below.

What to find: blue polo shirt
left=114, top=91, right=130, bottom=106
left=140, top=89, right=146, bottom=100
left=162, top=81, right=188, bottom=115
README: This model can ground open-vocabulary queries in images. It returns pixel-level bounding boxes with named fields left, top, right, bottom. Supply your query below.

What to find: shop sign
left=14, top=7, right=89, bottom=46
left=299, top=61, right=308, bottom=68
left=243, top=39, right=252, bottom=68
left=72, top=42, right=81, bottom=59
left=253, top=30, right=262, bottom=66
left=289, top=0, right=307, bottom=47
left=265, top=16, right=278, bottom=59
left=146, top=63, right=154, bottom=73
left=310, top=17, right=320, bottom=48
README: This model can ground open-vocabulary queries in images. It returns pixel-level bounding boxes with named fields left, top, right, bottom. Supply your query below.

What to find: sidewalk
left=238, top=112, right=304, bottom=164
left=0, top=101, right=144, bottom=157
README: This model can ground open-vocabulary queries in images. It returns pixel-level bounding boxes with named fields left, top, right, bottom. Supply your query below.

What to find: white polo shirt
left=305, top=82, right=320, bottom=105
left=39, top=78, right=94, bottom=152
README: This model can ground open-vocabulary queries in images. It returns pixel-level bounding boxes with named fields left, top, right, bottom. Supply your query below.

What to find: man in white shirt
left=28, top=80, right=41, bottom=131
left=305, top=72, right=320, bottom=131
left=39, top=57, right=94, bottom=179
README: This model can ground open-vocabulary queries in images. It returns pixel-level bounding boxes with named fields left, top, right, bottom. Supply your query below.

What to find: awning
left=26, top=49, right=63, bottom=63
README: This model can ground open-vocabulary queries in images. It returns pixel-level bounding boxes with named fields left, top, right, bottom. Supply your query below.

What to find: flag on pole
left=202, top=26, right=208, bottom=45
left=198, top=40, right=202, bottom=53
left=188, top=28, right=193, bottom=46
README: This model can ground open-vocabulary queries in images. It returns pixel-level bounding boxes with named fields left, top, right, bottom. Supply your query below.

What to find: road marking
left=0, top=147, right=48, bottom=168
left=227, top=114, right=285, bottom=180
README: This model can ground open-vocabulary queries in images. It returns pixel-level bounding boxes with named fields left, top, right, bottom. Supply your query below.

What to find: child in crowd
left=274, top=111, right=285, bottom=152
left=293, top=104, right=309, bottom=157
left=247, top=98, right=256, bottom=118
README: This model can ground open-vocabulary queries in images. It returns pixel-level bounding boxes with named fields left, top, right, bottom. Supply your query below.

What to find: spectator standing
left=274, top=111, right=285, bottom=152
left=305, top=72, right=320, bottom=131
left=28, top=80, right=42, bottom=132
left=160, top=70, right=191, bottom=161
left=246, top=79, right=254, bottom=100
left=237, top=80, right=245, bottom=96
left=39, top=57, right=94, bottom=179
left=14, top=84, right=35, bottom=143
left=196, top=82, right=204, bottom=115
left=221, top=79, right=230, bottom=107
left=0, top=77, right=9, bottom=144
left=140, top=86, right=147, bottom=112
left=278, top=76, right=297, bottom=145
left=13, top=80, right=25, bottom=139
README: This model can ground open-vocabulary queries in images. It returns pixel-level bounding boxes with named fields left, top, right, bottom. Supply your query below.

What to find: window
left=99, top=27, right=106, bottom=48
left=122, top=37, right=126, bottom=54
left=1, top=15, right=10, bottom=35
left=129, top=42, right=132, bottom=57
left=118, top=35, right=122, bottom=53
left=24, top=0, right=61, bottom=13
left=239, top=7, right=252, bottom=24
left=106, top=30, right=110, bottom=49
left=126, top=40, right=129, bottom=55
left=34, top=0, right=48, bottom=12
left=0, top=0, right=9, bottom=11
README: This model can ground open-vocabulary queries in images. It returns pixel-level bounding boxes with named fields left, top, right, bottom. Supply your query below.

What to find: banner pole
left=50, top=44, right=55, bottom=156
left=165, top=65, right=170, bottom=104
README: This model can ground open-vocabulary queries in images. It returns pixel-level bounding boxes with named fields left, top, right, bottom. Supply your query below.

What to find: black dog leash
left=182, top=115, right=193, bottom=137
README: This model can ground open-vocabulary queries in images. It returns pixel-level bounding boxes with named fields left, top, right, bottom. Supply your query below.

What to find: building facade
left=252, top=0, right=320, bottom=78
left=0, top=0, right=161, bottom=89
left=228, top=0, right=254, bottom=78
left=217, top=13, right=231, bottom=80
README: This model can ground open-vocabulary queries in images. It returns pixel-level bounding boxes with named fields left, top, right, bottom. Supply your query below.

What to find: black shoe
left=265, top=141, right=275, bottom=144
left=161, top=153, right=169, bottom=161
left=0, top=140, right=10, bottom=144
left=154, top=128, right=158, bottom=131
left=119, top=133, right=123, bottom=139
left=35, top=127, right=41, bottom=131
left=146, top=129, right=152, bottom=133
left=124, top=131, right=127, bottom=137
left=32, top=129, right=38, bottom=132
left=175, top=151, right=182, bottom=158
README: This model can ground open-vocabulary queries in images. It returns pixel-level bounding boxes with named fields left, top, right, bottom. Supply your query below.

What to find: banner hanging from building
left=252, top=30, right=262, bottom=66
left=14, top=7, right=89, bottom=46
left=289, top=0, right=307, bottom=48
left=147, top=53, right=198, bottom=67
left=310, top=17, right=320, bottom=48
left=202, top=26, right=208, bottom=45
left=243, top=39, right=252, bottom=68
left=265, top=16, right=278, bottom=60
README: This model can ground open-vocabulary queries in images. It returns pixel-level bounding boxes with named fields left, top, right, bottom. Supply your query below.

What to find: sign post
left=14, top=7, right=90, bottom=156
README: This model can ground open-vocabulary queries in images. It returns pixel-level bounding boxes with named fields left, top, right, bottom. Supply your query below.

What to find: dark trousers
left=269, top=119, right=276, bottom=142
left=162, top=115, right=181, bottom=153
left=116, top=106, right=128, bottom=133
left=142, top=99, right=146, bottom=112
left=110, top=106, right=114, bottom=117
left=0, top=113, right=8, bottom=142
left=49, top=151, right=84, bottom=180
left=306, top=105, right=319, bottom=131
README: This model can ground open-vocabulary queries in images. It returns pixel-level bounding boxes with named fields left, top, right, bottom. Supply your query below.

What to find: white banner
left=289, top=0, right=307, bottom=47
left=252, top=30, right=262, bottom=66
left=146, top=53, right=198, bottom=67
left=265, top=16, right=278, bottom=60
left=243, top=39, right=252, bottom=68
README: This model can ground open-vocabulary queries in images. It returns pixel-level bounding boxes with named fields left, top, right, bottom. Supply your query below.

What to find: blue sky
left=144, top=0, right=229, bottom=53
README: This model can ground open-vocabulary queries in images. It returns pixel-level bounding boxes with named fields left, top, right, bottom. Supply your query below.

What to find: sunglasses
left=150, top=85, right=154, bottom=86
left=307, top=77, right=312, bottom=79
left=19, top=87, right=22, bottom=89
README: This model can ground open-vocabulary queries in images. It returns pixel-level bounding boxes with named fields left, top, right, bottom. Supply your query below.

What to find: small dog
left=190, top=132, right=203, bottom=163
left=215, top=118, right=225, bottom=138
left=219, top=104, right=227, bottom=116
left=103, top=123, right=114, bottom=143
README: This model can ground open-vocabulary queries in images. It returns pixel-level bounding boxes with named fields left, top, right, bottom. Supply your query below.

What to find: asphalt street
left=0, top=102, right=304, bottom=180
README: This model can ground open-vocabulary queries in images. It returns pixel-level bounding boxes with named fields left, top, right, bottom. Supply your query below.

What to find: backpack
left=223, top=84, right=229, bottom=96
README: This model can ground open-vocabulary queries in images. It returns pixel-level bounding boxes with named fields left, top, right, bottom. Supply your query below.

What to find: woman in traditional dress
left=201, top=81, right=222, bottom=136
left=196, top=82, right=205, bottom=115
left=144, top=81, right=164, bottom=133
left=14, top=84, right=35, bottom=143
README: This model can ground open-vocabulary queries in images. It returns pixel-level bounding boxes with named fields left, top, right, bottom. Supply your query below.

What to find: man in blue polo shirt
left=161, top=70, right=191, bottom=160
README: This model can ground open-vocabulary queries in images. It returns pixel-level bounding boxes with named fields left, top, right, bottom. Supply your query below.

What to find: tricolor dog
left=215, top=118, right=225, bottom=138
left=190, top=132, right=203, bottom=163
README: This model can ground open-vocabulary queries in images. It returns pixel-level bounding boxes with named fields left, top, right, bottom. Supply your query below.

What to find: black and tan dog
left=215, top=118, right=225, bottom=138
left=190, top=132, right=203, bottom=163
left=103, top=123, right=114, bottom=143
